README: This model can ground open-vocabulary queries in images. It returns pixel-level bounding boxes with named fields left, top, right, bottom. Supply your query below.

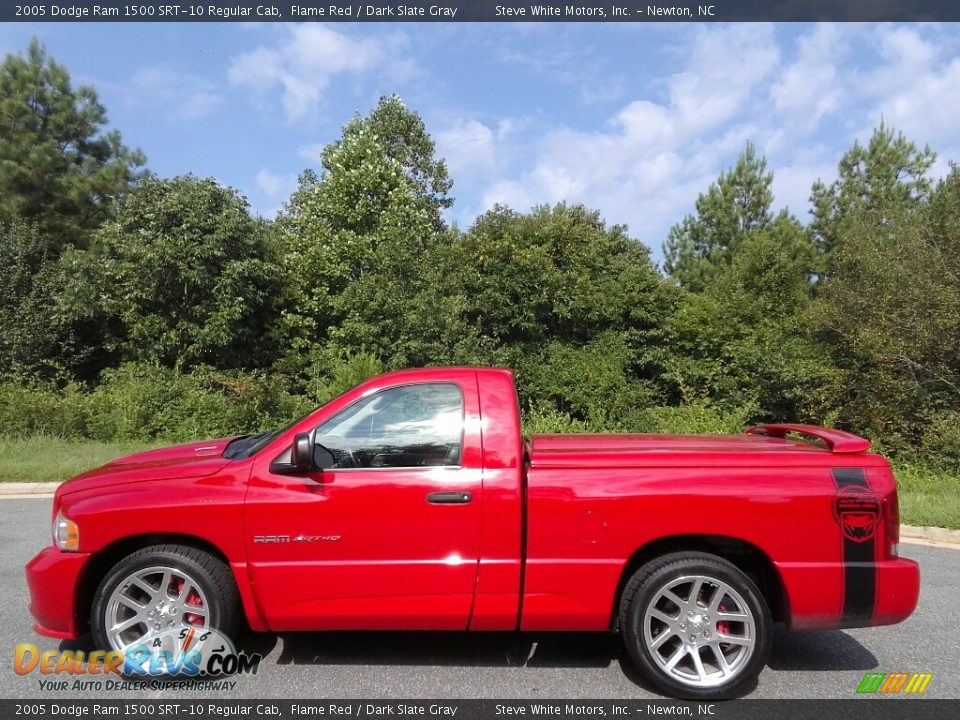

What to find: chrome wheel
left=104, top=565, right=210, bottom=652
left=643, top=574, right=756, bottom=688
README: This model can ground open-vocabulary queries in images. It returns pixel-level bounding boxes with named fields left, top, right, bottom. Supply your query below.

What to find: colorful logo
left=15, top=627, right=261, bottom=678
left=856, top=672, right=933, bottom=694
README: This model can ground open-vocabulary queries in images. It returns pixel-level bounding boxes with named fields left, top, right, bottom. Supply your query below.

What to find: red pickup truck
left=26, top=367, right=919, bottom=698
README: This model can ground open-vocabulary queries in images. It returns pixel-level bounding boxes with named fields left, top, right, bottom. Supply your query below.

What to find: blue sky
left=2, top=22, right=959, bottom=263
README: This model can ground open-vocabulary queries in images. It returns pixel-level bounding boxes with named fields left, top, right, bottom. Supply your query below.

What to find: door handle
left=426, top=491, right=472, bottom=504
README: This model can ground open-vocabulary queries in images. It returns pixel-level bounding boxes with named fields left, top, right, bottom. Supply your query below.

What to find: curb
left=900, top=524, right=960, bottom=547
left=2, top=483, right=960, bottom=546
left=0, top=482, right=60, bottom=496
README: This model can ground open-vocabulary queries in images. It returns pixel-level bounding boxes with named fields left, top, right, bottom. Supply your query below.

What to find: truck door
left=243, top=374, right=483, bottom=630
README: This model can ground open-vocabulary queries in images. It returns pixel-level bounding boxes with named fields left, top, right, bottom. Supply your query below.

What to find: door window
left=313, top=383, right=463, bottom=469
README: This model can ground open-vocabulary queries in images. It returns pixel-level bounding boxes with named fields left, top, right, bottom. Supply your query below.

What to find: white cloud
left=666, top=24, right=780, bottom=135
left=470, top=22, right=960, bottom=260
left=256, top=168, right=297, bottom=198
left=125, top=65, right=224, bottom=121
left=297, top=142, right=326, bottom=164
left=769, top=24, right=849, bottom=146
left=772, top=157, right=836, bottom=220
left=483, top=179, right=535, bottom=212
left=228, top=25, right=412, bottom=122
left=858, top=27, right=960, bottom=151
left=436, top=119, right=518, bottom=179
left=473, top=25, right=781, bottom=250
left=579, top=77, right=626, bottom=106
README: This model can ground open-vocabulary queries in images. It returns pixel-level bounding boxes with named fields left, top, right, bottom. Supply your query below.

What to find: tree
left=811, top=122, right=936, bottom=260
left=0, top=39, right=145, bottom=251
left=664, top=213, right=833, bottom=421
left=0, top=217, right=49, bottom=376
left=277, top=97, right=460, bottom=376
left=0, top=216, right=118, bottom=381
left=450, top=203, right=675, bottom=418
left=90, top=176, right=282, bottom=370
left=812, top=162, right=960, bottom=446
left=455, top=203, right=666, bottom=345
left=663, top=143, right=773, bottom=291
left=348, top=95, right=453, bottom=224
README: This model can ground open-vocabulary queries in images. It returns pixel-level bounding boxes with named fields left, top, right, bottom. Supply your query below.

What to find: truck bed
left=528, top=425, right=882, bottom=468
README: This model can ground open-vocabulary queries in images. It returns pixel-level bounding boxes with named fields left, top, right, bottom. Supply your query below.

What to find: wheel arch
left=76, top=533, right=237, bottom=636
left=611, top=534, right=789, bottom=630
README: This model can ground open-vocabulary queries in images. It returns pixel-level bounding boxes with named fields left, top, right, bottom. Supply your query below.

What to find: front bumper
left=25, top=546, right=91, bottom=639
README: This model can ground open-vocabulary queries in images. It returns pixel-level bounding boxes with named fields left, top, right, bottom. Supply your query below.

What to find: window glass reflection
left=314, top=383, right=463, bottom=469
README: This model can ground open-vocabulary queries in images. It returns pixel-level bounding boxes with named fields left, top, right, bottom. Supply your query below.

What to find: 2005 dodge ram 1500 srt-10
left=26, top=367, right=920, bottom=698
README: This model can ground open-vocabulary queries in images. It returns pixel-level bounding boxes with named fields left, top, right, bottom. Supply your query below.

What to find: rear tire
left=91, top=544, right=240, bottom=654
left=619, top=552, right=772, bottom=699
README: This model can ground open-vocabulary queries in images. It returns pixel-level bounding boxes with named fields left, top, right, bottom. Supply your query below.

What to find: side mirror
left=291, top=432, right=313, bottom=471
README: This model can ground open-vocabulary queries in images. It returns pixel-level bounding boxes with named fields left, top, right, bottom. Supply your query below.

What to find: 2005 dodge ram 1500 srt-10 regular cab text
left=26, top=367, right=919, bottom=698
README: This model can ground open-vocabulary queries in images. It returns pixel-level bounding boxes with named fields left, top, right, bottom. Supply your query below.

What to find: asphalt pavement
left=1, top=498, right=957, bottom=699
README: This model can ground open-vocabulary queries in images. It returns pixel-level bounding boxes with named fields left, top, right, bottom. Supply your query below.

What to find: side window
left=313, top=383, right=463, bottom=470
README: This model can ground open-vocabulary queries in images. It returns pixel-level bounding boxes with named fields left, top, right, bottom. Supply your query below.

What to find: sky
left=2, top=21, right=959, bottom=264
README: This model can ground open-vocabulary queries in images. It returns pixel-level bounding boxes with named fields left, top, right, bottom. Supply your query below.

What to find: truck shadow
left=766, top=626, right=878, bottom=671
left=269, top=625, right=877, bottom=673
left=272, top=631, right=618, bottom=669
left=56, top=625, right=878, bottom=689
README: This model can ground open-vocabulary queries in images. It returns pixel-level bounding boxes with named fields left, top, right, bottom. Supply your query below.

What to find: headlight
left=53, top=511, right=79, bottom=551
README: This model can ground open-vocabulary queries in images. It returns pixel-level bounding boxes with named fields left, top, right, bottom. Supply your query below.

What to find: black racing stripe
left=832, top=467, right=877, bottom=625
left=834, top=467, right=868, bottom=488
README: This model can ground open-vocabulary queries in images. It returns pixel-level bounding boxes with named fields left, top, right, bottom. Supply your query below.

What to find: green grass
left=0, top=435, right=957, bottom=529
left=893, top=461, right=960, bottom=530
left=0, top=436, right=159, bottom=483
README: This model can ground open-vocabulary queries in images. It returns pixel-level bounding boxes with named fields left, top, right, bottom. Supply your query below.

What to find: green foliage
left=0, top=217, right=118, bottom=381
left=0, top=46, right=957, bottom=511
left=446, top=203, right=675, bottom=425
left=83, top=364, right=311, bottom=442
left=309, top=352, right=385, bottom=405
left=452, top=203, right=672, bottom=352
left=518, top=332, right=655, bottom=430
left=919, top=410, right=960, bottom=471
left=632, top=402, right=752, bottom=435
left=522, top=406, right=598, bottom=435
left=665, top=214, right=836, bottom=422
left=664, top=143, right=774, bottom=291
left=521, top=400, right=749, bottom=436
left=0, top=39, right=145, bottom=251
left=0, top=382, right=90, bottom=438
left=346, top=94, right=454, bottom=222
left=812, top=148, right=959, bottom=447
left=811, top=122, right=936, bottom=259
left=277, top=97, right=461, bottom=374
left=89, top=175, right=283, bottom=371
left=0, top=218, right=49, bottom=375
left=0, top=363, right=313, bottom=443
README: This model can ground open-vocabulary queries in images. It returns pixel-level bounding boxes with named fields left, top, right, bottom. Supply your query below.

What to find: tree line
left=1, top=40, right=959, bottom=466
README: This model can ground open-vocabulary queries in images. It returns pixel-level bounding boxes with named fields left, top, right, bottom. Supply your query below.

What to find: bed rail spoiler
left=746, top=423, right=871, bottom=453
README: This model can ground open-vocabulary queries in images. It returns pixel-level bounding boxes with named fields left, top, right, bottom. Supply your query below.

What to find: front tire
left=619, top=552, right=772, bottom=699
left=91, top=544, right=240, bottom=654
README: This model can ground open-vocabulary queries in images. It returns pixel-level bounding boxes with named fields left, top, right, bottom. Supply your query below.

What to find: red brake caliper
left=171, top=577, right=205, bottom=626
left=716, top=599, right=732, bottom=636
